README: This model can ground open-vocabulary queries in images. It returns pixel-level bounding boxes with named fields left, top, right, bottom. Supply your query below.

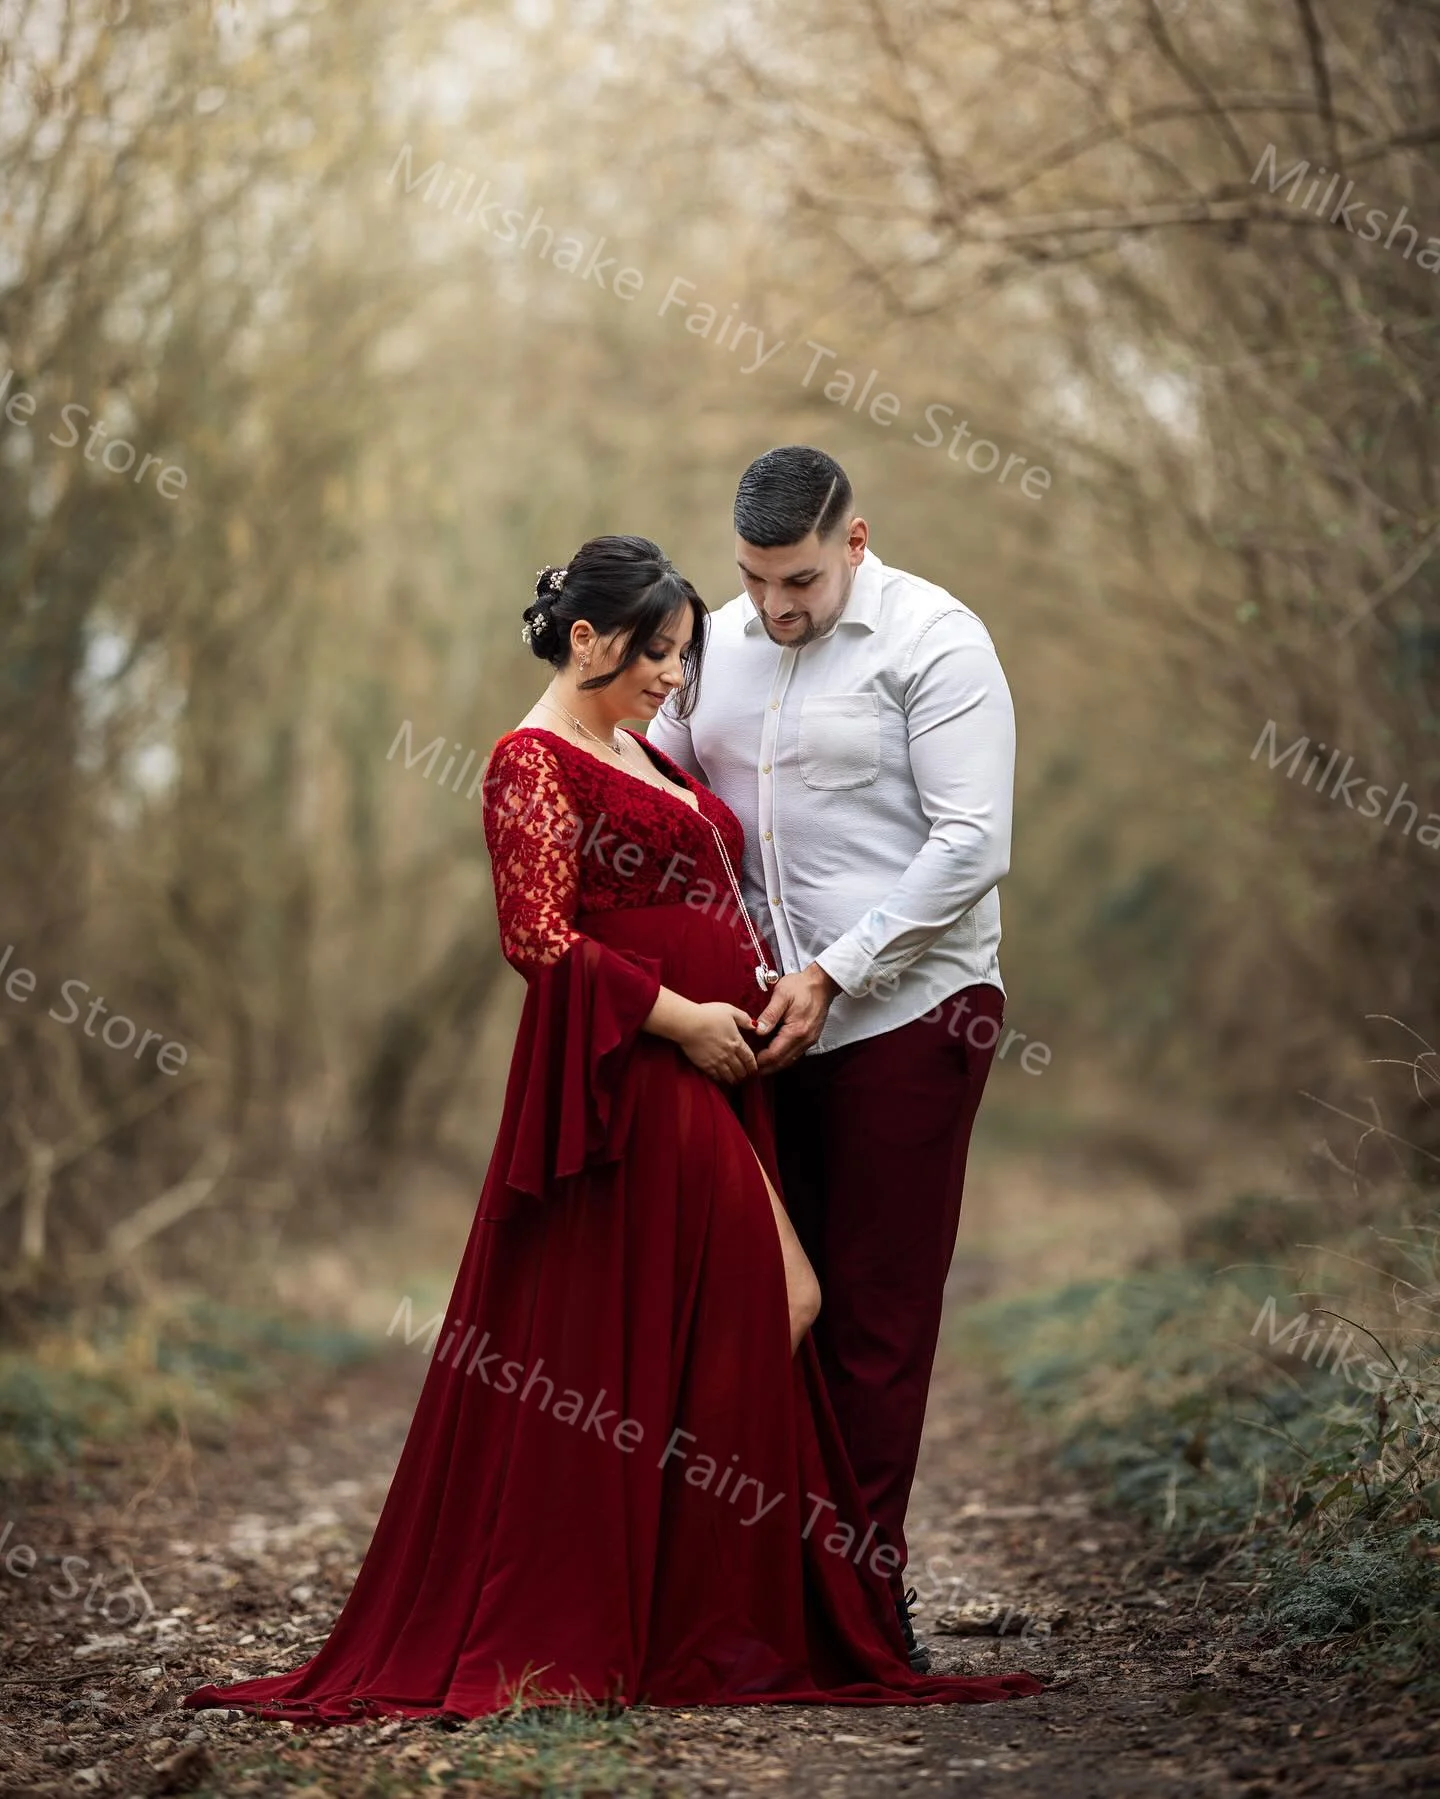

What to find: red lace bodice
left=481, top=726, right=748, bottom=978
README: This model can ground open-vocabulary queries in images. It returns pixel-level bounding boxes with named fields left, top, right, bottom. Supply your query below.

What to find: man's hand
left=752, top=963, right=841, bottom=1074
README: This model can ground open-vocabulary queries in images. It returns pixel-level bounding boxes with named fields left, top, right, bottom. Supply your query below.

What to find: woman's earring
left=580, top=654, right=590, bottom=670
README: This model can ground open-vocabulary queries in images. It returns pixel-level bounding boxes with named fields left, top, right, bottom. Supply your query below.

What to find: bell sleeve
left=479, top=733, right=664, bottom=1214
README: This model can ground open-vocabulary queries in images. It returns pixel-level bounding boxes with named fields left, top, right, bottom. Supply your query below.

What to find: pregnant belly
left=578, top=902, right=772, bottom=1019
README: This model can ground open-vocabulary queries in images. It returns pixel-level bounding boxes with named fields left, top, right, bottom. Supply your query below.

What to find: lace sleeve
left=482, top=734, right=584, bottom=976
left=477, top=731, right=666, bottom=1213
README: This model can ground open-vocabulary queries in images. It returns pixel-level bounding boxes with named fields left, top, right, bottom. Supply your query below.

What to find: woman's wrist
left=644, top=987, right=699, bottom=1045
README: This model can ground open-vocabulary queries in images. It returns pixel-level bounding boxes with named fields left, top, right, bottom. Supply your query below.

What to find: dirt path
left=1, top=1336, right=1435, bottom=1799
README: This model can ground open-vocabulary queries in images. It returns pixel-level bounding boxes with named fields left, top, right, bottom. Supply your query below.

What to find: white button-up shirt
left=645, top=546, right=1015, bottom=1053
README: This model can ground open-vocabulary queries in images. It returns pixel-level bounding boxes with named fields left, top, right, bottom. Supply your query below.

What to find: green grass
left=0, top=1296, right=375, bottom=1483
left=954, top=1193, right=1440, bottom=1683
left=195, top=1696, right=666, bottom=1798
left=442, top=1700, right=664, bottom=1798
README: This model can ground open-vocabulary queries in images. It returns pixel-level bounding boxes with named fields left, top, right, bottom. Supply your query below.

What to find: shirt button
left=763, top=830, right=773, bottom=841
left=771, top=896, right=780, bottom=906
left=769, top=700, right=779, bottom=711
left=761, top=763, right=771, bottom=774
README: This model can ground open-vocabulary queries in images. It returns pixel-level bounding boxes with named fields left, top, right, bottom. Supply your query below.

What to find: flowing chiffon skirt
left=184, top=900, right=1043, bottom=1720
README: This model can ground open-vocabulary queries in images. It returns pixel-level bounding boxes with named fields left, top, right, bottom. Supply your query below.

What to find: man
left=646, top=445, right=1016, bottom=1671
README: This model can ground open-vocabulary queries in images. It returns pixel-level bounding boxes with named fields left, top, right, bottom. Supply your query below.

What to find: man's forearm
left=814, top=609, right=1015, bottom=999
left=812, top=824, right=1010, bottom=999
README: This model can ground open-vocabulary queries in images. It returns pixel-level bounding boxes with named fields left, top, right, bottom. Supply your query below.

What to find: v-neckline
left=509, top=724, right=702, bottom=816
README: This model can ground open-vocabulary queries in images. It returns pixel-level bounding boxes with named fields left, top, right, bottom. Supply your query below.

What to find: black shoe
left=896, top=1585, right=932, bottom=1674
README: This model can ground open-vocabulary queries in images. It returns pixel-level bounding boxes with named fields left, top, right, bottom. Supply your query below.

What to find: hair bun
left=520, top=596, right=558, bottom=659
left=521, top=564, right=570, bottom=660
left=534, top=564, right=569, bottom=602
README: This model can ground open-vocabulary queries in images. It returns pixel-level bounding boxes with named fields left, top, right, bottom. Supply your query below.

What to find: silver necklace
left=538, top=694, right=626, bottom=755
left=702, top=816, right=781, bottom=993
left=537, top=697, right=780, bottom=994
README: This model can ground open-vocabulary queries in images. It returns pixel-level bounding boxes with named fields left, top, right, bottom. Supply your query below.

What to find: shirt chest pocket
left=797, top=692, right=881, bottom=790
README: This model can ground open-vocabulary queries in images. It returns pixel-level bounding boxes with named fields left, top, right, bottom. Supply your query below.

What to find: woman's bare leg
left=749, top=1145, right=821, bottom=1353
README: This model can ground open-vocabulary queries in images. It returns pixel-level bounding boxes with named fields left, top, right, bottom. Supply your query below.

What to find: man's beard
left=756, top=569, right=855, bottom=647
left=759, top=613, right=823, bottom=648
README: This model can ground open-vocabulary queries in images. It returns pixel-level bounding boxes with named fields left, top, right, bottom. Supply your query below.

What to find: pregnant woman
left=184, top=535, right=1042, bottom=1721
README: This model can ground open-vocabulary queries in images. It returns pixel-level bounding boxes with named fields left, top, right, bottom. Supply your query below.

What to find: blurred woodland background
left=1, top=0, right=1437, bottom=1310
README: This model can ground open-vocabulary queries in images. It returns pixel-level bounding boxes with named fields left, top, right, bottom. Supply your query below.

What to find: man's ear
left=847, top=516, right=869, bottom=565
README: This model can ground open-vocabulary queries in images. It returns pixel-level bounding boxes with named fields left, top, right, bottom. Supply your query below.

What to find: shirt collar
left=742, top=546, right=885, bottom=637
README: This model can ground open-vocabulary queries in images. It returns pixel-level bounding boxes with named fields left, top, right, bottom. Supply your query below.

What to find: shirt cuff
left=814, top=937, right=874, bottom=1000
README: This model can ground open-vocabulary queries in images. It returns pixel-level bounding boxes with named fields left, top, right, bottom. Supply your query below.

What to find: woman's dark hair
left=521, top=535, right=707, bottom=719
left=734, top=445, right=853, bottom=548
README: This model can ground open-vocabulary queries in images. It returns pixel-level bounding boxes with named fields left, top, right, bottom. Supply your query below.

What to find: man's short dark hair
left=734, top=446, right=853, bottom=549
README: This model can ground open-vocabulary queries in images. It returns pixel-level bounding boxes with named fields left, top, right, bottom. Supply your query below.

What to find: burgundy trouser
left=771, top=983, right=1004, bottom=1588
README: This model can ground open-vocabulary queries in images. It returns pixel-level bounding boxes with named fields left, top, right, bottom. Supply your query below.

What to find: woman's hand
left=676, top=1001, right=759, bottom=1085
